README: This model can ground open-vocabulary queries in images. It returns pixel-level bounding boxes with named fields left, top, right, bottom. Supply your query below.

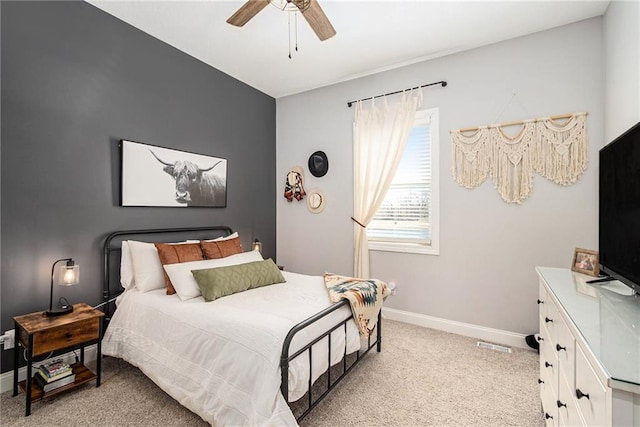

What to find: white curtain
left=352, top=90, right=423, bottom=278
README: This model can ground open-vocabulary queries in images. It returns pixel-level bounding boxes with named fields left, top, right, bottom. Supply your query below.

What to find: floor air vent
left=477, top=341, right=512, bottom=353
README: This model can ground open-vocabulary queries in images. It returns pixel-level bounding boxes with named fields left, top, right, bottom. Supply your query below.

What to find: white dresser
left=536, top=267, right=640, bottom=426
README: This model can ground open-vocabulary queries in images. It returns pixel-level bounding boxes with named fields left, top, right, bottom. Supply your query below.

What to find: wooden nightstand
left=12, top=303, right=104, bottom=416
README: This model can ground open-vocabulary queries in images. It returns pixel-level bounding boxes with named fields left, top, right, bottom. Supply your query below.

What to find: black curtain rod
left=347, top=80, right=447, bottom=108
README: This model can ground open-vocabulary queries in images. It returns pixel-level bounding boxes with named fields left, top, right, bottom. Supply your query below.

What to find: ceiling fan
left=227, top=0, right=336, bottom=41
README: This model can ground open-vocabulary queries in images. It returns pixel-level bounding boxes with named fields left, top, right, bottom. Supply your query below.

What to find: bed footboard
left=280, top=299, right=382, bottom=422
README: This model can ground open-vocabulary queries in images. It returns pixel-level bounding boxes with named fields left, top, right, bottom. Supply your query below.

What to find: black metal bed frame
left=102, top=226, right=381, bottom=422
left=281, top=303, right=381, bottom=421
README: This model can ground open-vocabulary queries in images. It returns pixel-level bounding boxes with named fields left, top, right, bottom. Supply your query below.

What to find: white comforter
left=102, top=271, right=360, bottom=426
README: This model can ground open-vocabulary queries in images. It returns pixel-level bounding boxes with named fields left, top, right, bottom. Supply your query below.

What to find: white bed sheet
left=102, top=271, right=360, bottom=426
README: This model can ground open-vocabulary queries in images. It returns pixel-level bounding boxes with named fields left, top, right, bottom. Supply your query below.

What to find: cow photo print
left=120, top=140, right=227, bottom=207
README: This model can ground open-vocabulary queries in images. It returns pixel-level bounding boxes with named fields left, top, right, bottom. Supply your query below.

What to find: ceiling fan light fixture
left=270, top=0, right=311, bottom=13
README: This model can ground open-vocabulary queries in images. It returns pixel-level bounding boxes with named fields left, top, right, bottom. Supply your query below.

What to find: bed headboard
left=102, top=225, right=233, bottom=320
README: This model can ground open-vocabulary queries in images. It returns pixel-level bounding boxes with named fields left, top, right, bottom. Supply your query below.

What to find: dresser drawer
left=32, top=317, right=100, bottom=356
left=539, top=297, right=558, bottom=353
left=555, top=312, right=576, bottom=389
left=542, top=398, right=558, bottom=426
left=539, top=318, right=549, bottom=351
left=540, top=365, right=558, bottom=426
left=540, top=334, right=558, bottom=383
left=558, top=374, right=585, bottom=426
left=575, top=345, right=609, bottom=427
left=542, top=298, right=560, bottom=347
left=539, top=282, right=549, bottom=316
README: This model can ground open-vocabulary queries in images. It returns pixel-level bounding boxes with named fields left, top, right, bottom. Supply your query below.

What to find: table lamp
left=46, top=258, right=79, bottom=317
left=252, top=238, right=262, bottom=253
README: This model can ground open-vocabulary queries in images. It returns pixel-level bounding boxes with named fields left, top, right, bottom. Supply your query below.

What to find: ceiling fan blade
left=227, top=0, right=270, bottom=27
left=300, top=0, right=336, bottom=41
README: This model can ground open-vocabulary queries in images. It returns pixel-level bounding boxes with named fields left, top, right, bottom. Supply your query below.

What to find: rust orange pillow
left=200, top=237, right=243, bottom=259
left=154, top=243, right=204, bottom=294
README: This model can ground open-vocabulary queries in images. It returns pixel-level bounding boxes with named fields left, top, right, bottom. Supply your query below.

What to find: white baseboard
left=382, top=307, right=530, bottom=350
left=0, top=344, right=98, bottom=394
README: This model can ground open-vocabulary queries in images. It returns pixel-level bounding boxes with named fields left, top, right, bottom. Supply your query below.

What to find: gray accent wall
left=1, top=1, right=275, bottom=373
left=277, top=18, right=604, bottom=337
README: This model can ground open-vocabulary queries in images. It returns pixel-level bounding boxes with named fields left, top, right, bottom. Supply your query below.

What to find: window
left=367, top=108, right=439, bottom=255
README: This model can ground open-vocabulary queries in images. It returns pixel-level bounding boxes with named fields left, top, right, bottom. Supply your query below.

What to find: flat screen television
left=599, top=120, right=640, bottom=295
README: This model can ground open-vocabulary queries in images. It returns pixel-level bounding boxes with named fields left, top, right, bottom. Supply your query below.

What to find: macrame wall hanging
left=451, top=112, right=588, bottom=203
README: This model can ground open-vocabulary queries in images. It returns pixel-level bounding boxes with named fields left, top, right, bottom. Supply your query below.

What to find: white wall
left=604, top=0, right=640, bottom=141
left=277, top=18, right=604, bottom=335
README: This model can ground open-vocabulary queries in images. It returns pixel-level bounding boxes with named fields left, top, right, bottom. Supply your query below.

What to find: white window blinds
left=367, top=108, right=439, bottom=253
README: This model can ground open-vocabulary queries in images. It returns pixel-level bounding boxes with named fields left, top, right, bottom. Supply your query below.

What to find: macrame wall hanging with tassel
left=451, top=112, right=588, bottom=203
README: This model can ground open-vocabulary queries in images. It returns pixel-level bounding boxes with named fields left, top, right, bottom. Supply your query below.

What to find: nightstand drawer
left=32, top=317, right=99, bottom=356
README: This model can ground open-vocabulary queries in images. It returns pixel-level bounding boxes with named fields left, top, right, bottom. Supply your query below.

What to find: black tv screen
left=599, top=121, right=640, bottom=295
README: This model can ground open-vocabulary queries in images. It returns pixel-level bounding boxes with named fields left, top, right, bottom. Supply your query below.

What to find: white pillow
left=120, top=241, right=135, bottom=289
left=126, top=240, right=202, bottom=292
left=215, top=232, right=238, bottom=241
left=201, top=232, right=239, bottom=243
left=127, top=240, right=165, bottom=293
left=164, top=250, right=263, bottom=301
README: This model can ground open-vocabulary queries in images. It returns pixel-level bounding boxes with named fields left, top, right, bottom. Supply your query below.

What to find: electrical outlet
left=2, top=329, right=15, bottom=350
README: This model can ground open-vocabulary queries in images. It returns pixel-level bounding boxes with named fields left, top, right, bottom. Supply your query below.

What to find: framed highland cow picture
left=120, top=140, right=227, bottom=207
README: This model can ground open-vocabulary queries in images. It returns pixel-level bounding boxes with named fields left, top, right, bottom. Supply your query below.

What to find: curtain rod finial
left=441, top=81, right=447, bottom=87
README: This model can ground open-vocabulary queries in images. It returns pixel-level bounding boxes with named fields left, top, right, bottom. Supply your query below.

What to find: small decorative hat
left=308, top=151, right=329, bottom=178
left=307, top=189, right=325, bottom=213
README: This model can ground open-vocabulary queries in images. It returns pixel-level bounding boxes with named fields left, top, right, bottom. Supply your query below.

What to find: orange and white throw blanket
left=324, top=273, right=390, bottom=337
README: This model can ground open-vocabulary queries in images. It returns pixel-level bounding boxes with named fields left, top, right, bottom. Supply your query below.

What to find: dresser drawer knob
left=545, top=413, right=553, bottom=420
left=545, top=317, right=553, bottom=323
left=576, top=389, right=590, bottom=400
left=537, top=336, right=544, bottom=342
left=545, top=361, right=553, bottom=368
left=65, top=332, right=73, bottom=339
left=537, top=299, right=544, bottom=304
left=557, top=400, right=567, bottom=408
left=556, top=344, right=566, bottom=352
left=538, top=378, right=544, bottom=384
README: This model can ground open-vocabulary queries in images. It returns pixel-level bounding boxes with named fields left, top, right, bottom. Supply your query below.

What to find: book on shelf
left=41, top=358, right=71, bottom=377
left=34, top=371, right=76, bottom=392
left=37, top=366, right=73, bottom=383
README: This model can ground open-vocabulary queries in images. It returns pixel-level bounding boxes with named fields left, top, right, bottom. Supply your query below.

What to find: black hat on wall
left=308, top=151, right=329, bottom=178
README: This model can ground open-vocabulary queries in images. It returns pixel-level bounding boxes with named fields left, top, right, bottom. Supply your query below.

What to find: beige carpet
left=1, top=320, right=541, bottom=426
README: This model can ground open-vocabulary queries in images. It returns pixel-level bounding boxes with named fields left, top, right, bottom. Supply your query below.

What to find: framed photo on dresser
left=571, top=248, right=599, bottom=276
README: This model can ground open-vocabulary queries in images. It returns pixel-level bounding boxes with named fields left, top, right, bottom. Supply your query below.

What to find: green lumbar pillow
left=191, top=258, right=286, bottom=302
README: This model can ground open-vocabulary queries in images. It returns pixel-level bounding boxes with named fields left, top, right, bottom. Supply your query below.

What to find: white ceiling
left=87, top=0, right=610, bottom=98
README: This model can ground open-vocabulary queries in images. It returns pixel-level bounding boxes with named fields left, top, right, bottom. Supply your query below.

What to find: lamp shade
left=59, top=263, right=79, bottom=286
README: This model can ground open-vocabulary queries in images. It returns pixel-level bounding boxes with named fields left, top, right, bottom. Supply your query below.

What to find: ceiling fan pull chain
left=288, top=12, right=292, bottom=59
left=295, top=12, right=299, bottom=52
